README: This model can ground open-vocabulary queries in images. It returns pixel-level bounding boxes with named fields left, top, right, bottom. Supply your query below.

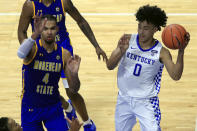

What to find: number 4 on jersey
left=42, top=73, right=49, bottom=84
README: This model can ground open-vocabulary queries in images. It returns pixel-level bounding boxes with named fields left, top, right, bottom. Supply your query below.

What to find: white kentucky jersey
left=117, top=34, right=164, bottom=98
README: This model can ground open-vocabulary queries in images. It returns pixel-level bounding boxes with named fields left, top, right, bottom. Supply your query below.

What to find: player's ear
left=154, top=26, right=159, bottom=33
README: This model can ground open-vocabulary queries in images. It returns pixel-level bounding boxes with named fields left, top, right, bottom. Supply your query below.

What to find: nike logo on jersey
left=130, top=46, right=137, bottom=49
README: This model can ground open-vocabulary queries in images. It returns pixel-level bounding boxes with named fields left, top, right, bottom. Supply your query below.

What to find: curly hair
left=135, top=5, right=168, bottom=31
left=0, top=117, right=9, bottom=131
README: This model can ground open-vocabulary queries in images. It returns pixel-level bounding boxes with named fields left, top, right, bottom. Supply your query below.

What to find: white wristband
left=62, top=79, right=69, bottom=88
left=17, top=37, right=35, bottom=59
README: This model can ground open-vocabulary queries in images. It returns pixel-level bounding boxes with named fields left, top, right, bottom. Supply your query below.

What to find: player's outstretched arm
left=160, top=32, right=190, bottom=80
left=63, top=0, right=107, bottom=61
left=106, top=34, right=130, bottom=70
left=17, top=13, right=47, bottom=62
left=18, top=0, right=34, bottom=44
left=59, top=95, right=69, bottom=110
left=63, top=50, right=81, bottom=94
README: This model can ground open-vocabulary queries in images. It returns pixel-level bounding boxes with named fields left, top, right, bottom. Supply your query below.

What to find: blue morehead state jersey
left=21, top=39, right=64, bottom=108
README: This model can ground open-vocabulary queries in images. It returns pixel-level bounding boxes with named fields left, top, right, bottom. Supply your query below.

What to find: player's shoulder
left=22, top=0, right=34, bottom=11
left=24, top=0, right=33, bottom=6
left=62, top=48, right=70, bottom=54
left=62, top=48, right=72, bottom=59
left=160, top=46, right=170, bottom=54
left=160, top=46, right=171, bottom=60
left=62, top=0, right=75, bottom=11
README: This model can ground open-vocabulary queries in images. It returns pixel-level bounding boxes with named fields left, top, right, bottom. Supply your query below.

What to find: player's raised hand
left=95, top=47, right=108, bottom=62
left=33, top=12, right=47, bottom=35
left=66, top=55, right=81, bottom=75
left=118, top=34, right=130, bottom=54
left=175, top=32, right=190, bottom=50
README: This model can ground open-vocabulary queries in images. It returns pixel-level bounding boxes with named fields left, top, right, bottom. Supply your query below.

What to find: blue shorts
left=58, top=37, right=73, bottom=78
left=21, top=102, right=69, bottom=131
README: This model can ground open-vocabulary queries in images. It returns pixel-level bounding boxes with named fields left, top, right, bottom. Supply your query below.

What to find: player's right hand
left=95, top=46, right=108, bottom=62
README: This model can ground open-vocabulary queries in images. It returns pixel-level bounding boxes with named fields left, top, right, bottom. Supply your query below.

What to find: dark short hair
left=41, top=14, right=57, bottom=24
left=135, top=5, right=167, bottom=31
left=0, top=117, right=9, bottom=131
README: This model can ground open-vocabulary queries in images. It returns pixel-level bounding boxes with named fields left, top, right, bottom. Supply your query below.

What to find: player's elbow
left=171, top=74, right=182, bottom=81
left=70, top=83, right=80, bottom=94
left=173, top=76, right=181, bottom=81
left=77, top=18, right=87, bottom=27
left=17, top=50, right=26, bottom=59
left=106, top=61, right=115, bottom=70
left=70, top=88, right=79, bottom=94
left=18, top=30, right=27, bottom=44
left=107, top=64, right=114, bottom=70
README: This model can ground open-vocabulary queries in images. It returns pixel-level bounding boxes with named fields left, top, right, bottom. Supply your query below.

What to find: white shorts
left=115, top=93, right=161, bottom=131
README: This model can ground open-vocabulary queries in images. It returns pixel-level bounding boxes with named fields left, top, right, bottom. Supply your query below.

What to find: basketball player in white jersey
left=106, top=5, right=190, bottom=131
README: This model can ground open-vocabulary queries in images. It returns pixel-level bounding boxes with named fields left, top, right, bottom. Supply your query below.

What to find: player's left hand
left=67, top=55, right=81, bottom=75
left=175, top=32, right=190, bottom=51
left=33, top=12, right=47, bottom=35
left=118, top=34, right=130, bottom=54
left=96, top=47, right=108, bottom=61
left=65, top=117, right=82, bottom=131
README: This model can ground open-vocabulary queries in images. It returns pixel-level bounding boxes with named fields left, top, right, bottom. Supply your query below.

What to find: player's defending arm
left=106, top=34, right=130, bottom=70
left=18, top=0, right=34, bottom=44
left=17, top=13, right=47, bottom=61
left=63, top=0, right=107, bottom=61
left=63, top=50, right=81, bottom=94
left=160, top=32, right=190, bottom=80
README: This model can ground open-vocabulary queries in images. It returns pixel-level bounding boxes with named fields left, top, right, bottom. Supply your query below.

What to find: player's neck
left=41, top=0, right=53, bottom=7
left=139, top=38, right=156, bottom=50
left=41, top=39, right=56, bottom=53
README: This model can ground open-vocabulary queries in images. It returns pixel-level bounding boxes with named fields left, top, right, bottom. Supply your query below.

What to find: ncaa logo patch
left=56, top=55, right=60, bottom=60
left=151, top=50, right=158, bottom=56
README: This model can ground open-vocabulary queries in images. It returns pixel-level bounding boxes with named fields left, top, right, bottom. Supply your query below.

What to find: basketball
left=162, top=24, right=187, bottom=49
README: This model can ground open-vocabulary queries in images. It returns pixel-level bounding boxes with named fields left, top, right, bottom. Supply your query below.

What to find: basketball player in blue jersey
left=0, top=113, right=82, bottom=131
left=0, top=96, right=82, bottom=131
left=106, top=5, right=190, bottom=131
left=18, top=0, right=99, bottom=129
left=17, top=14, right=83, bottom=131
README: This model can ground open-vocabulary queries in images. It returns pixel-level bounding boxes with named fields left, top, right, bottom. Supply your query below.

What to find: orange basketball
left=162, top=24, right=187, bottom=49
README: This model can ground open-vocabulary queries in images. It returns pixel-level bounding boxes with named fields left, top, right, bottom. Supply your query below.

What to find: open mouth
left=47, top=36, right=53, bottom=41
